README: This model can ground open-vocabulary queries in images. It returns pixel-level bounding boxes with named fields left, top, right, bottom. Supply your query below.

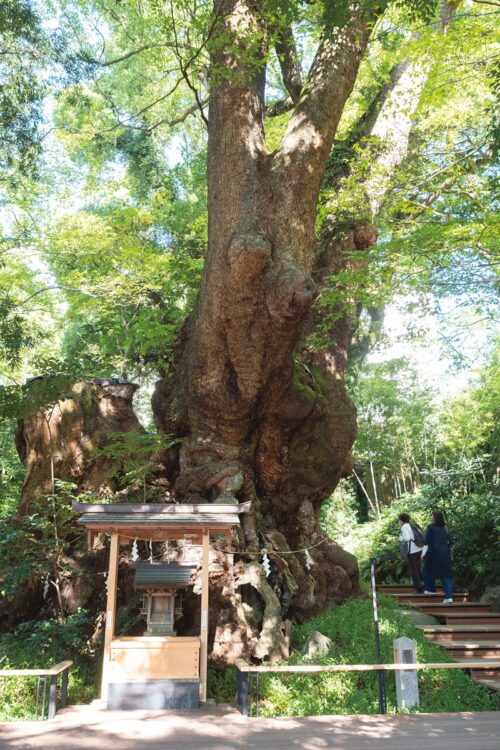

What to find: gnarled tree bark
left=151, top=0, right=380, bottom=662
left=15, top=379, right=143, bottom=516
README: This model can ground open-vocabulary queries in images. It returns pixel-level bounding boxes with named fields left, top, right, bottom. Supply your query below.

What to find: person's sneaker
left=424, top=590, right=435, bottom=594
left=443, top=598, right=453, bottom=604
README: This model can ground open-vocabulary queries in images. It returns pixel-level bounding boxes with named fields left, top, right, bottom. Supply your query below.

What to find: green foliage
left=210, top=596, right=499, bottom=715
left=438, top=345, right=500, bottom=465
left=0, top=612, right=99, bottom=720
left=0, top=480, right=83, bottom=606
left=93, top=429, right=179, bottom=498
left=0, top=374, right=76, bottom=421
left=318, top=5, right=499, bottom=352
left=353, top=359, right=437, bottom=479
left=0, top=417, right=25, bottom=519
left=320, top=478, right=360, bottom=543
left=44, top=201, right=203, bottom=379
left=323, top=345, right=500, bottom=593
left=0, top=0, right=47, bottom=181
left=0, top=235, right=56, bottom=377
left=207, top=663, right=237, bottom=704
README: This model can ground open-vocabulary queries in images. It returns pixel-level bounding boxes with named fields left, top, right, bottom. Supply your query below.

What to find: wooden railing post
left=235, top=660, right=250, bottom=716
left=199, top=528, right=209, bottom=703
left=101, top=532, right=119, bottom=703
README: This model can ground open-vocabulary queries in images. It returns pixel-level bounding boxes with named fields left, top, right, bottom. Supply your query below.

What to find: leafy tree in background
left=0, top=0, right=47, bottom=181
left=352, top=358, right=438, bottom=510
left=438, top=343, right=500, bottom=468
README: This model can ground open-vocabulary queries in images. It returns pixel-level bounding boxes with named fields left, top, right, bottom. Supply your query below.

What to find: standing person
left=398, top=513, right=424, bottom=594
left=422, top=510, right=453, bottom=603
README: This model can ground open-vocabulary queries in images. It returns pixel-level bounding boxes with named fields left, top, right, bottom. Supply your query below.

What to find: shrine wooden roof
left=72, top=500, right=250, bottom=545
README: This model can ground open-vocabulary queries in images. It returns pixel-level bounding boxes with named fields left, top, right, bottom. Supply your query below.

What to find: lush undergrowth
left=211, top=595, right=500, bottom=717
left=2, top=594, right=498, bottom=720
left=0, top=612, right=100, bottom=721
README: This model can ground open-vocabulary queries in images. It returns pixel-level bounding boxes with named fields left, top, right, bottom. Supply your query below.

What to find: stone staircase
left=378, top=584, right=500, bottom=692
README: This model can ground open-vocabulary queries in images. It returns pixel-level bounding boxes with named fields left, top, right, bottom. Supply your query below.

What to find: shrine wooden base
left=106, top=636, right=200, bottom=710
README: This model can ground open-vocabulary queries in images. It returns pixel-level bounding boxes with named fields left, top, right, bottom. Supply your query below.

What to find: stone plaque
left=393, top=636, right=419, bottom=709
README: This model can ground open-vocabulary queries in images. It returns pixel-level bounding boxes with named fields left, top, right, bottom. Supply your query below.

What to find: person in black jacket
left=422, top=510, right=453, bottom=603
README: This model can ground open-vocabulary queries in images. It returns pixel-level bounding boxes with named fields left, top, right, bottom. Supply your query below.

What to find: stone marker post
left=393, top=636, right=419, bottom=709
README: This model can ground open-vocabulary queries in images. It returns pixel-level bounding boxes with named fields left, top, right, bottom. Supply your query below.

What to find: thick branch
left=278, top=7, right=374, bottom=172
left=363, top=0, right=460, bottom=217
left=364, top=58, right=431, bottom=217
left=268, top=7, right=377, bottom=270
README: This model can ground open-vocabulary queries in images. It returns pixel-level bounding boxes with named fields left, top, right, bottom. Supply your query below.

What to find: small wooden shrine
left=72, top=500, right=250, bottom=710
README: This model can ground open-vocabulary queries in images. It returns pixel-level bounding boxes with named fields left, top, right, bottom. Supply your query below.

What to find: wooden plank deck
left=0, top=705, right=498, bottom=749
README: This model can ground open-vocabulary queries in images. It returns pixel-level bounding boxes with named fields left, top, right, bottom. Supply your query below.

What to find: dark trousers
left=408, top=551, right=424, bottom=593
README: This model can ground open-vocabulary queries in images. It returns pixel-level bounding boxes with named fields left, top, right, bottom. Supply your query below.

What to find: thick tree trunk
left=153, top=0, right=456, bottom=661
left=5, top=0, right=462, bottom=665
left=4, top=380, right=142, bottom=630
left=151, top=0, right=378, bottom=662
left=15, top=379, right=143, bottom=516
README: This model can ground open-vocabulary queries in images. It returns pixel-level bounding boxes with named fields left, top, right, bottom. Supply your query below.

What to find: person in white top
left=398, top=513, right=424, bottom=593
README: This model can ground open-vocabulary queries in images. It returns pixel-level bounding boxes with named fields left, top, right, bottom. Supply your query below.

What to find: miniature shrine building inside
left=72, top=500, right=250, bottom=710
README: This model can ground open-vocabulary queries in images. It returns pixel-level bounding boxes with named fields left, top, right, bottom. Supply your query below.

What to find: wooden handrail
left=0, top=660, right=72, bottom=720
left=0, top=660, right=73, bottom=677
left=234, top=658, right=500, bottom=717
left=234, top=658, right=500, bottom=673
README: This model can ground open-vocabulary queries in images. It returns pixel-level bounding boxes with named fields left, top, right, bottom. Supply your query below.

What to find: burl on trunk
left=151, top=1, right=375, bottom=661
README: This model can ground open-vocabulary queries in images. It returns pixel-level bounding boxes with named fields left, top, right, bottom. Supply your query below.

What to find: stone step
left=435, top=641, right=500, bottom=659
left=432, top=612, right=500, bottom=625
left=417, top=625, right=500, bottom=642
left=454, top=657, right=500, bottom=678
left=378, top=585, right=443, bottom=594
left=415, top=602, right=490, bottom=614
left=471, top=667, right=500, bottom=679
left=471, top=676, right=500, bottom=692
left=393, top=592, right=469, bottom=604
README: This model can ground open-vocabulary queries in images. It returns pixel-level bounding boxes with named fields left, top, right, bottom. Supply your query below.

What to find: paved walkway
left=0, top=705, right=499, bottom=750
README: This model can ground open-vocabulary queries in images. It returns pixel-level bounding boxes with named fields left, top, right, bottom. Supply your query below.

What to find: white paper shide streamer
left=131, top=539, right=139, bottom=562
left=261, top=550, right=271, bottom=577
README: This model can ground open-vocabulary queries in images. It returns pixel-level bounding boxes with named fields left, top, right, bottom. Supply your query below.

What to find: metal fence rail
left=0, top=660, right=73, bottom=720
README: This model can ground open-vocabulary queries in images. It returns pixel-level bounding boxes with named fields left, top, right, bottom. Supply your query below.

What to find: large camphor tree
left=5, top=0, right=498, bottom=660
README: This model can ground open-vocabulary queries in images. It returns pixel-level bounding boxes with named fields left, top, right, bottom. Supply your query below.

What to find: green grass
left=0, top=612, right=100, bottom=721
left=210, top=594, right=500, bottom=717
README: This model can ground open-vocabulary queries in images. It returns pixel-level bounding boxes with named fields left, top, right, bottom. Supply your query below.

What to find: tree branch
left=273, top=20, right=303, bottom=103
left=82, top=44, right=155, bottom=66
left=471, top=0, right=500, bottom=7
left=265, top=96, right=295, bottom=117
left=18, top=286, right=92, bottom=307
left=348, top=0, right=461, bottom=217
left=276, top=6, right=376, bottom=211
left=148, top=98, right=209, bottom=131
